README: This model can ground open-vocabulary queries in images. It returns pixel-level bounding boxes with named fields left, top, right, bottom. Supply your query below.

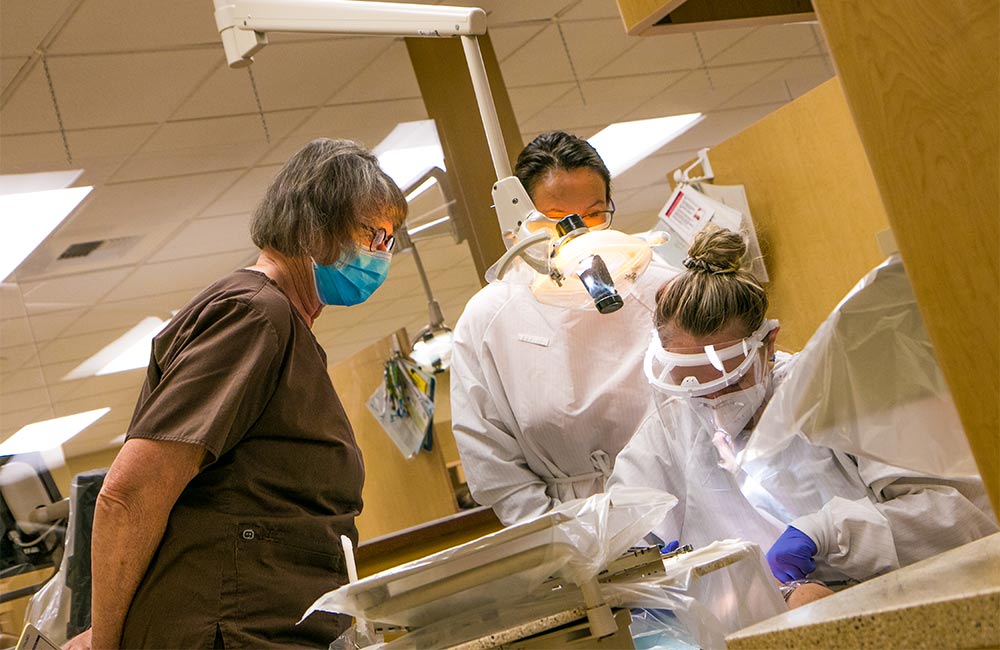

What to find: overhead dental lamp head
left=212, top=0, right=662, bottom=314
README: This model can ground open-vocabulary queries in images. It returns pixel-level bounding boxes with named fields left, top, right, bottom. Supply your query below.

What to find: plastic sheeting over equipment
left=306, top=488, right=786, bottom=649
left=744, top=255, right=979, bottom=478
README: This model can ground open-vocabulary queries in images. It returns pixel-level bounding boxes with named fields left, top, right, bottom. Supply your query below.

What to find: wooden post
left=811, top=0, right=999, bottom=514
left=406, top=34, right=523, bottom=284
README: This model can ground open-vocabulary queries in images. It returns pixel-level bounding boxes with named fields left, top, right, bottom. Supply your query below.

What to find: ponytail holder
left=683, top=256, right=711, bottom=272
left=683, top=256, right=735, bottom=275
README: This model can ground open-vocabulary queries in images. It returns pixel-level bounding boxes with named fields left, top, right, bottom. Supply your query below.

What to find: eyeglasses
left=544, top=199, right=616, bottom=231
left=366, top=226, right=395, bottom=253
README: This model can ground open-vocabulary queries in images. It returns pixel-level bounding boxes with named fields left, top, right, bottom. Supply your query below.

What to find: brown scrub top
left=120, top=269, right=364, bottom=649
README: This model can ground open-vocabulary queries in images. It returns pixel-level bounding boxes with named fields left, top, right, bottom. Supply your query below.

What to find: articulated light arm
left=214, top=0, right=486, bottom=67
left=213, top=0, right=533, bottom=236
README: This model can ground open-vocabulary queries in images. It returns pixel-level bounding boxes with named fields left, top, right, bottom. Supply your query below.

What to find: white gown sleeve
left=450, top=301, right=555, bottom=526
left=607, top=411, right=685, bottom=544
left=790, top=457, right=999, bottom=581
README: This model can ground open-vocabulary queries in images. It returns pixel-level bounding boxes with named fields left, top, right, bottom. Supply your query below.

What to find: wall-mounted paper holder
left=672, top=147, right=714, bottom=186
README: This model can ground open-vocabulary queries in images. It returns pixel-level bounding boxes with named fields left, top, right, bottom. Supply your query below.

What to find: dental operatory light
left=588, top=113, right=703, bottom=177
left=64, top=316, right=171, bottom=380
left=0, top=171, right=91, bottom=282
left=0, top=408, right=111, bottom=456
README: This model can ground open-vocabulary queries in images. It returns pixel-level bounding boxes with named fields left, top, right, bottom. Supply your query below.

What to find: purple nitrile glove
left=766, top=526, right=818, bottom=582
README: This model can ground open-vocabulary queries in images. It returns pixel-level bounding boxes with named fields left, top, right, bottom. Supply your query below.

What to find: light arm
left=214, top=0, right=486, bottom=67
left=212, top=0, right=539, bottom=243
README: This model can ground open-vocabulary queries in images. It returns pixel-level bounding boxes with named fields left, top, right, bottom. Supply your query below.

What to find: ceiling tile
left=707, top=24, right=818, bottom=66
left=0, top=124, right=154, bottom=182
left=1, top=317, right=32, bottom=349
left=103, top=287, right=204, bottom=315
left=557, top=18, right=637, bottom=80
left=773, top=55, right=835, bottom=99
left=38, top=328, right=126, bottom=367
left=0, top=0, right=76, bottom=57
left=717, top=76, right=797, bottom=111
left=629, top=61, right=786, bottom=117
left=42, top=50, right=220, bottom=130
left=691, top=27, right=757, bottom=62
left=50, top=303, right=168, bottom=343
left=521, top=72, right=685, bottom=135
left=500, top=24, right=575, bottom=88
left=69, top=169, right=244, bottom=231
left=0, top=365, right=46, bottom=396
left=1, top=56, right=29, bottom=93
left=0, top=132, right=68, bottom=174
left=261, top=98, right=427, bottom=166
left=21, top=308, right=88, bottom=345
left=0, top=284, right=27, bottom=319
left=562, top=1, right=625, bottom=21
left=592, top=32, right=702, bottom=79
left=19, top=267, right=132, bottom=315
left=175, top=37, right=390, bottom=120
left=199, top=165, right=281, bottom=219
left=101, top=249, right=252, bottom=303
left=0, top=342, right=38, bottom=374
left=491, top=25, right=547, bottom=62
left=49, top=0, right=219, bottom=54
left=465, top=0, right=575, bottom=26
left=112, top=110, right=313, bottom=183
left=148, top=214, right=256, bottom=264
left=507, top=82, right=574, bottom=125
left=327, top=40, right=421, bottom=105
left=0, top=62, right=62, bottom=135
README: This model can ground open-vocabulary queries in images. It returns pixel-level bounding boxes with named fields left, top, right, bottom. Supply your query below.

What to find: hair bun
left=685, top=225, right=745, bottom=274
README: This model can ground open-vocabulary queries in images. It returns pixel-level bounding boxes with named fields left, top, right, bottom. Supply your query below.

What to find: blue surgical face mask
left=313, top=244, right=391, bottom=306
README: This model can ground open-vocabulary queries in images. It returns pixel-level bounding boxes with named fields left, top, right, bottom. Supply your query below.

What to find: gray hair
left=250, top=138, right=407, bottom=264
left=654, top=225, right=768, bottom=337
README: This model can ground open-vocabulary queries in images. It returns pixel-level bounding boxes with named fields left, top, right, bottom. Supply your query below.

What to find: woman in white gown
left=450, top=131, right=676, bottom=525
left=608, top=226, right=997, bottom=601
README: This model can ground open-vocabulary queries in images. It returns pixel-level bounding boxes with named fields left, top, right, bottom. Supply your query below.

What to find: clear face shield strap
left=644, top=319, right=778, bottom=397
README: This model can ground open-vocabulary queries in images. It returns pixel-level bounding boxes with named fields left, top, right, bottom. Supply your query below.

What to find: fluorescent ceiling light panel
left=408, top=215, right=451, bottom=236
left=375, top=120, right=445, bottom=190
left=0, top=408, right=111, bottom=456
left=64, top=317, right=170, bottom=380
left=0, top=170, right=83, bottom=196
left=405, top=176, right=438, bottom=203
left=588, top=113, right=703, bottom=177
left=0, top=185, right=93, bottom=281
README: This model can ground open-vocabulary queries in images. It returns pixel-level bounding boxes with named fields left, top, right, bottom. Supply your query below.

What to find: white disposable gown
left=607, top=353, right=998, bottom=583
left=451, top=256, right=677, bottom=525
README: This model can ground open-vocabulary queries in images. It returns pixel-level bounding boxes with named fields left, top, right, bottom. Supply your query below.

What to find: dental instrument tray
left=314, top=512, right=577, bottom=628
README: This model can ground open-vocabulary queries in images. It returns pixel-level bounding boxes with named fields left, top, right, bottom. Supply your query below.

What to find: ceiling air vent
left=54, top=236, right=140, bottom=264
left=58, top=240, right=104, bottom=259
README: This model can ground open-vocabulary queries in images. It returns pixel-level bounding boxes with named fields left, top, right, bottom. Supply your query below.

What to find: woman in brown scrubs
left=66, top=139, right=407, bottom=649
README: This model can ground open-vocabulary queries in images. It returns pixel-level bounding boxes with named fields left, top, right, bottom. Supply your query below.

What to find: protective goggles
left=644, top=319, right=779, bottom=398
left=521, top=200, right=616, bottom=235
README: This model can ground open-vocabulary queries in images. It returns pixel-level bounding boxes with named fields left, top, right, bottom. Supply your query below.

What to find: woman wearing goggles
left=609, top=226, right=997, bottom=610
